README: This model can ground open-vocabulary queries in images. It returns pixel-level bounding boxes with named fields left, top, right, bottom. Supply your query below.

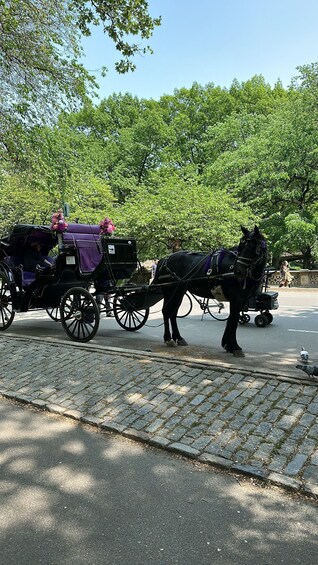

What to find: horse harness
left=157, top=233, right=267, bottom=287
left=157, top=248, right=236, bottom=285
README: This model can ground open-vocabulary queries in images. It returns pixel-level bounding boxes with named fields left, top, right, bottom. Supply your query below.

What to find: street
left=5, top=288, right=318, bottom=378
left=0, top=397, right=317, bottom=565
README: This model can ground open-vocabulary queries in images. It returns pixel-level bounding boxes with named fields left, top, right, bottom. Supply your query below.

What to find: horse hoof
left=233, top=350, right=245, bottom=357
left=165, top=340, right=177, bottom=347
left=177, top=338, right=188, bottom=346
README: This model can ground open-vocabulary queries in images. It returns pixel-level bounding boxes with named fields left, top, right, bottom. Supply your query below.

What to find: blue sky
left=81, top=0, right=318, bottom=100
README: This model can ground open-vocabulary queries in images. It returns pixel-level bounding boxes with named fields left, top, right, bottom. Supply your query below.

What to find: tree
left=0, top=168, right=54, bottom=233
left=72, top=0, right=161, bottom=74
left=204, top=87, right=318, bottom=267
left=0, top=112, right=117, bottom=231
left=159, top=83, right=233, bottom=174
left=0, top=0, right=161, bottom=148
left=56, top=96, right=171, bottom=202
left=114, top=171, right=254, bottom=260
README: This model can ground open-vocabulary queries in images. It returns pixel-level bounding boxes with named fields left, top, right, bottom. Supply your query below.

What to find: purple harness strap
left=205, top=249, right=226, bottom=275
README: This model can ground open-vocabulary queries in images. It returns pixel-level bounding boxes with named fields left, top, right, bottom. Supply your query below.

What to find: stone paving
left=1, top=334, right=318, bottom=499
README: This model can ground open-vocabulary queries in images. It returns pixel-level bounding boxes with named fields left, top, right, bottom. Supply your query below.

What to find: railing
left=268, top=270, right=318, bottom=287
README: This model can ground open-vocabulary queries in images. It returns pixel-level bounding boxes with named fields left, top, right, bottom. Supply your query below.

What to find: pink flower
left=99, top=216, right=116, bottom=235
left=50, top=209, right=68, bottom=232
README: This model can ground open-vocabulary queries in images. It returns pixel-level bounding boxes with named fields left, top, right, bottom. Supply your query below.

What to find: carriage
left=0, top=222, right=271, bottom=356
left=0, top=222, right=156, bottom=342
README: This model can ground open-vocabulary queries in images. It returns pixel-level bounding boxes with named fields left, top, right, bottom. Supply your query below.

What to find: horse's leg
left=221, top=299, right=244, bottom=357
left=161, top=295, right=173, bottom=345
left=170, top=287, right=188, bottom=346
left=162, top=287, right=188, bottom=346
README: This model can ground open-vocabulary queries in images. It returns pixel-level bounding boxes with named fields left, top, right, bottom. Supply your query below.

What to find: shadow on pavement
left=0, top=398, right=317, bottom=565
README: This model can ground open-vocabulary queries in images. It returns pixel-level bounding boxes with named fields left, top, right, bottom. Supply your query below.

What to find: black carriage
left=0, top=222, right=154, bottom=342
left=239, top=268, right=279, bottom=327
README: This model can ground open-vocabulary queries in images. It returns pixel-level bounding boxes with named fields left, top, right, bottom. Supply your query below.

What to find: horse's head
left=234, top=225, right=267, bottom=281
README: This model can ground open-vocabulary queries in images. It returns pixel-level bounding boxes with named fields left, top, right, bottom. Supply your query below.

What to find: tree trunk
left=303, top=245, right=312, bottom=269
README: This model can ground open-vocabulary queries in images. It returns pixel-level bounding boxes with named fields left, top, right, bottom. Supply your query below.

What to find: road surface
left=0, top=397, right=317, bottom=565
left=5, top=288, right=318, bottom=377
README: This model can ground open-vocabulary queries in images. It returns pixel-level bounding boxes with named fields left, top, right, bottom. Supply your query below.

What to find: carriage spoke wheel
left=0, top=274, right=15, bottom=330
left=46, top=306, right=61, bottom=322
left=60, top=287, right=99, bottom=342
left=113, top=295, right=149, bottom=331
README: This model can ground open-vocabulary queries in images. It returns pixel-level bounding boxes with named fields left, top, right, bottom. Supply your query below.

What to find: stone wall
left=268, top=270, right=318, bottom=287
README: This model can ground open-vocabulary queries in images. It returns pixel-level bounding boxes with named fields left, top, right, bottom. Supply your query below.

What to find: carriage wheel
left=113, top=295, right=149, bottom=331
left=255, top=314, right=268, bottom=328
left=46, top=306, right=61, bottom=322
left=264, top=311, right=273, bottom=324
left=239, top=313, right=250, bottom=325
left=60, top=287, right=100, bottom=342
left=177, top=292, right=193, bottom=318
left=0, top=274, right=15, bottom=330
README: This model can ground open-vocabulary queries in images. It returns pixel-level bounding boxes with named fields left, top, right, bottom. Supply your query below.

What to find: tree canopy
left=0, top=0, right=161, bottom=141
left=1, top=42, right=318, bottom=266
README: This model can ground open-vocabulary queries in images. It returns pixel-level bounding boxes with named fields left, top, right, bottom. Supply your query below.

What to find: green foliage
left=72, top=0, right=161, bottom=73
left=1, top=62, right=318, bottom=265
left=204, top=75, right=318, bottom=266
left=0, top=0, right=161, bottom=149
left=0, top=0, right=92, bottom=129
left=114, top=172, right=254, bottom=259
left=0, top=168, right=54, bottom=233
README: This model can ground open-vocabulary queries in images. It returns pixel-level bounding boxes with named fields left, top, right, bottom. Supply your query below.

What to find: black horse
left=152, top=226, right=267, bottom=357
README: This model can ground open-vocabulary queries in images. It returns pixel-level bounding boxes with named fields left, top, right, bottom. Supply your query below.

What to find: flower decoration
left=99, top=216, right=116, bottom=235
left=50, top=209, right=68, bottom=232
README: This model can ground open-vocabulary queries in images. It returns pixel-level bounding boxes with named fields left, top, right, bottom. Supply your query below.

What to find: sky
left=81, top=0, right=318, bottom=101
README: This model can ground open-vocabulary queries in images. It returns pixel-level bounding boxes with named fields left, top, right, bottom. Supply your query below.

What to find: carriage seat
left=4, top=255, right=23, bottom=269
left=22, top=271, right=36, bottom=286
left=3, top=255, right=52, bottom=286
left=62, top=224, right=102, bottom=273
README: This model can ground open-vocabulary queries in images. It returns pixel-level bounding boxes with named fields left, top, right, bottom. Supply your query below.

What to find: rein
left=158, top=253, right=210, bottom=284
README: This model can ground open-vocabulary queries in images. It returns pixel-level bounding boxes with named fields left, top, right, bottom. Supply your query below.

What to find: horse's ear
left=241, top=226, right=249, bottom=237
left=254, top=225, right=261, bottom=237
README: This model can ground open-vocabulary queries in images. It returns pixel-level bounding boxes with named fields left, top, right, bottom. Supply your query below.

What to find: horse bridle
left=235, top=235, right=267, bottom=279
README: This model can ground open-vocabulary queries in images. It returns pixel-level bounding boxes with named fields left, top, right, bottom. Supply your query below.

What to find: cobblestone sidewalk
left=1, top=335, right=317, bottom=499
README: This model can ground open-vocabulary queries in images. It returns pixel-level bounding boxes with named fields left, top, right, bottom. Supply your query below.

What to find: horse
left=152, top=226, right=267, bottom=357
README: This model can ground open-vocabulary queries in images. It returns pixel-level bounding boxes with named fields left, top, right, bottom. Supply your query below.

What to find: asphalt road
left=5, top=287, right=318, bottom=377
left=0, top=397, right=317, bottom=565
